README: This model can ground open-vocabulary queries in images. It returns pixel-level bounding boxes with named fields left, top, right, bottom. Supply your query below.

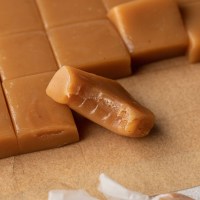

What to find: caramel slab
left=181, top=2, right=200, bottom=63
left=0, top=0, right=43, bottom=36
left=3, top=72, right=79, bottom=154
left=48, top=20, right=131, bottom=79
left=36, top=0, right=106, bottom=29
left=47, top=66, right=155, bottom=137
left=0, top=31, right=58, bottom=81
left=0, top=85, right=19, bottom=158
left=108, top=0, right=188, bottom=65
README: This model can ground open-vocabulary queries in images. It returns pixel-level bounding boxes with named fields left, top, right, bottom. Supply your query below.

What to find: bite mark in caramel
left=47, top=66, right=155, bottom=137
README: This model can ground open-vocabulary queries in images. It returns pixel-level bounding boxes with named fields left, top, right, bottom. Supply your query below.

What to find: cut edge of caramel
left=46, top=66, right=71, bottom=104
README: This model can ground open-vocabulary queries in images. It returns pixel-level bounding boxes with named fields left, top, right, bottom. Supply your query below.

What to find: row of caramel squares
left=37, top=0, right=200, bottom=69
left=0, top=0, right=199, bottom=158
left=0, top=0, right=199, bottom=80
left=0, top=0, right=79, bottom=158
left=0, top=0, right=199, bottom=81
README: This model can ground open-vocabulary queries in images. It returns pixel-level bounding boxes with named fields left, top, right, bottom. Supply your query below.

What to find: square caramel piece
left=108, top=0, right=188, bottom=65
left=3, top=72, right=79, bottom=154
left=0, top=85, right=19, bottom=158
left=36, top=0, right=106, bottom=29
left=102, top=0, right=133, bottom=11
left=48, top=20, right=131, bottom=79
left=181, top=2, right=200, bottom=63
left=0, top=31, right=58, bottom=81
left=0, top=0, right=43, bottom=36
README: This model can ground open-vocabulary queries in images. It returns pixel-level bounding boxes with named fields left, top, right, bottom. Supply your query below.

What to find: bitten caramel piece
left=48, top=20, right=131, bottom=79
left=181, top=2, right=200, bottom=63
left=0, top=0, right=43, bottom=36
left=108, top=0, right=188, bottom=65
left=36, top=0, right=106, bottom=29
left=47, top=66, right=155, bottom=137
left=153, top=193, right=194, bottom=200
left=102, top=0, right=133, bottom=11
left=0, top=31, right=57, bottom=81
left=3, top=72, right=79, bottom=154
left=0, top=85, right=19, bottom=158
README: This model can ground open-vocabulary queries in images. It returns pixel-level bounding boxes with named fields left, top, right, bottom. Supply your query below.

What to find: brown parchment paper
left=1, top=56, right=200, bottom=200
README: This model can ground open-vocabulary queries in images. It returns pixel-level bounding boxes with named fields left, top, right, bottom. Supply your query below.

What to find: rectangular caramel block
left=102, top=0, right=133, bottom=10
left=0, top=0, right=43, bottom=36
left=48, top=20, right=131, bottom=79
left=0, top=85, right=19, bottom=158
left=47, top=66, right=155, bottom=138
left=181, top=2, right=200, bottom=63
left=36, top=0, right=106, bottom=29
left=108, top=0, right=188, bottom=65
left=0, top=31, right=58, bottom=81
left=3, top=72, right=79, bottom=154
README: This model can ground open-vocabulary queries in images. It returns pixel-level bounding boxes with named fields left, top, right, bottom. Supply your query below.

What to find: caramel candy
left=0, top=85, right=19, bottom=158
left=0, top=31, right=58, bottom=81
left=0, top=0, right=43, bottom=36
left=48, top=20, right=131, bottom=79
left=155, top=193, right=194, bottom=200
left=108, top=0, right=188, bottom=65
left=181, top=2, right=200, bottom=63
left=47, top=66, right=155, bottom=137
left=3, top=72, right=79, bottom=153
left=102, top=0, right=133, bottom=10
left=36, top=0, right=106, bottom=29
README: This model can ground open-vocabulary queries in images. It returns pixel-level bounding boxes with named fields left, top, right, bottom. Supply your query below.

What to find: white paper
left=98, top=173, right=150, bottom=200
left=48, top=174, right=198, bottom=200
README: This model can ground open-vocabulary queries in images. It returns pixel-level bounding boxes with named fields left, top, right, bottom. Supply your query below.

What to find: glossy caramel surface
left=47, top=66, right=155, bottom=137
left=0, top=31, right=58, bottom=81
left=102, top=0, right=133, bottom=10
left=3, top=72, right=79, bottom=153
left=0, top=0, right=43, bottom=36
left=48, top=20, right=131, bottom=79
